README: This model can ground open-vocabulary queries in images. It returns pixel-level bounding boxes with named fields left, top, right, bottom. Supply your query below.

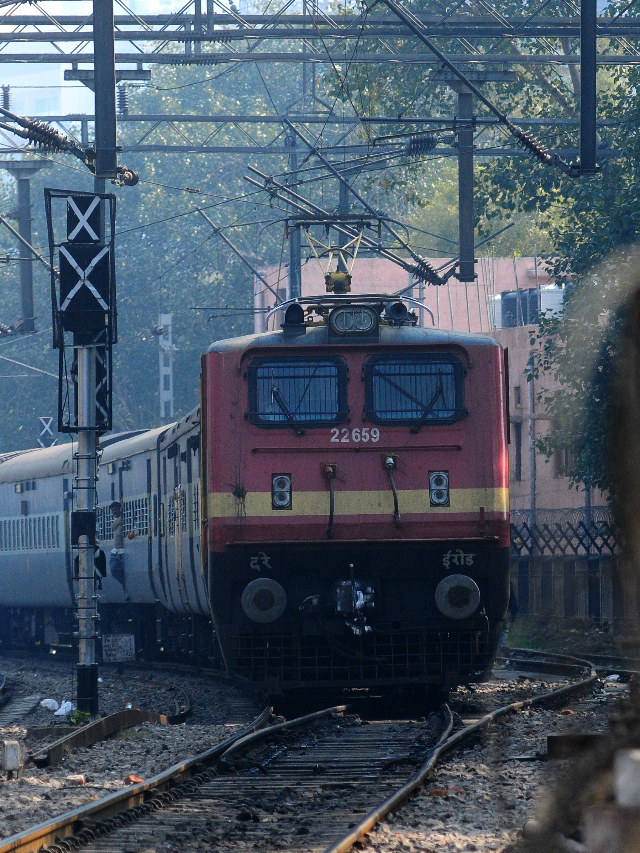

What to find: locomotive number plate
left=330, top=427, right=380, bottom=443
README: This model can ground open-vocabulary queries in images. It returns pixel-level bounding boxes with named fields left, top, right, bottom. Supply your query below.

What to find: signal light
left=435, top=574, right=480, bottom=619
left=272, top=474, right=292, bottom=510
left=429, top=471, right=449, bottom=506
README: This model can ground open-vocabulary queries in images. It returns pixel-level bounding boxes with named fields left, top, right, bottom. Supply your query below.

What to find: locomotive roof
left=207, top=322, right=500, bottom=353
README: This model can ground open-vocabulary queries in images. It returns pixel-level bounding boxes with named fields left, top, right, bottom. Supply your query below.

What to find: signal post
left=46, top=190, right=117, bottom=716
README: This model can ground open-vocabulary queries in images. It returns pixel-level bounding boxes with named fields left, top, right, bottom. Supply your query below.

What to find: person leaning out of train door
left=109, top=501, right=132, bottom=600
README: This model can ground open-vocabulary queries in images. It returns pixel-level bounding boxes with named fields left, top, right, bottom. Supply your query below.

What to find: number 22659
left=330, top=427, right=380, bottom=443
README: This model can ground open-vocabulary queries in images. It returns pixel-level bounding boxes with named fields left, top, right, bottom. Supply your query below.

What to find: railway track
left=0, top=652, right=605, bottom=853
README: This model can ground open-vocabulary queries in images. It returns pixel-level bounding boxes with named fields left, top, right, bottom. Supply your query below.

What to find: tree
left=502, top=58, right=640, bottom=496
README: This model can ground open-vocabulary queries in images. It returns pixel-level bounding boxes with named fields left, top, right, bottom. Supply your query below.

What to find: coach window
left=247, top=357, right=348, bottom=427
left=364, top=354, right=466, bottom=426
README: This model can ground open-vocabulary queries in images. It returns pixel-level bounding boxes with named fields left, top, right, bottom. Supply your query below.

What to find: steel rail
left=324, top=667, right=598, bottom=853
left=508, top=646, right=599, bottom=673
left=0, top=705, right=349, bottom=853
left=30, top=678, right=192, bottom=767
left=0, top=706, right=270, bottom=853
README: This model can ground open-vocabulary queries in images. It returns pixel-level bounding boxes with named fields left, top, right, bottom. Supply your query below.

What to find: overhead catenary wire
left=281, top=119, right=445, bottom=285
left=245, top=166, right=440, bottom=284
left=0, top=354, right=57, bottom=378
left=197, top=208, right=282, bottom=303
left=366, top=0, right=580, bottom=176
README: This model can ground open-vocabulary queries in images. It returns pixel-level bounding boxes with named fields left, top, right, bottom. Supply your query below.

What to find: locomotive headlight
left=272, top=474, right=292, bottom=510
left=429, top=471, right=449, bottom=506
left=242, top=578, right=287, bottom=623
left=328, top=305, right=378, bottom=335
left=435, top=574, right=480, bottom=620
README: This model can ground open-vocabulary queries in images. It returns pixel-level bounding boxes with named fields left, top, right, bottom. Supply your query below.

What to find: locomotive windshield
left=364, top=354, right=465, bottom=425
left=247, top=357, right=348, bottom=427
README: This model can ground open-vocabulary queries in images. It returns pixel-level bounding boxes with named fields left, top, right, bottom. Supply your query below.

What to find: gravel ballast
left=0, top=656, right=625, bottom=852
left=0, top=655, right=257, bottom=839
left=363, top=676, right=624, bottom=853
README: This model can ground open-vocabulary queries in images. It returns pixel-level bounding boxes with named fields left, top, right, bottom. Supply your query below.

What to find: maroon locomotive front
left=200, top=296, right=510, bottom=694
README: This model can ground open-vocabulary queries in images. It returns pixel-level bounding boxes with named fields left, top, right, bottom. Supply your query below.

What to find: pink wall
left=256, top=256, right=553, bottom=334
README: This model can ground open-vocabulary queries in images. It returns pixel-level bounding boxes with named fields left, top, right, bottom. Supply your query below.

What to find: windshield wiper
left=410, top=381, right=446, bottom=434
left=272, top=385, right=305, bottom=436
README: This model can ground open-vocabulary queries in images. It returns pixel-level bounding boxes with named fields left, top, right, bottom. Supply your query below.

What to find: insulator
left=117, top=84, right=128, bottom=115
left=511, top=125, right=553, bottom=167
left=403, top=132, right=436, bottom=158
left=412, top=259, right=444, bottom=287
left=1, top=85, right=10, bottom=113
left=115, top=165, right=139, bottom=186
left=21, top=116, right=67, bottom=152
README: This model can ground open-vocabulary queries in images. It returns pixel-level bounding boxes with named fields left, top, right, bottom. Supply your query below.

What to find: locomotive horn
left=283, top=303, right=305, bottom=326
left=385, top=301, right=409, bottom=323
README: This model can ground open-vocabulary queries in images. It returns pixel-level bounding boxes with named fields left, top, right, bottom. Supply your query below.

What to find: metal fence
left=511, top=507, right=617, bottom=558
left=508, top=508, right=635, bottom=627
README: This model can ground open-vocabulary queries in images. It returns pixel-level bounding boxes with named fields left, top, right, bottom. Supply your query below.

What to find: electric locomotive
left=200, top=292, right=510, bottom=694
left=0, top=290, right=509, bottom=695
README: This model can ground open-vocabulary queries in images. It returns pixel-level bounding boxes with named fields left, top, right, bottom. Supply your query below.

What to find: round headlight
left=328, top=305, right=378, bottom=335
left=241, top=578, right=287, bottom=623
left=435, top=574, right=480, bottom=620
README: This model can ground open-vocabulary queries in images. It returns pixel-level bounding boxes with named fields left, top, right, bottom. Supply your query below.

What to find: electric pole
left=0, top=160, right=48, bottom=333
left=337, top=177, right=350, bottom=273
left=452, top=82, right=475, bottom=283
left=158, top=313, right=175, bottom=424
left=580, top=0, right=598, bottom=174
left=287, top=133, right=302, bottom=299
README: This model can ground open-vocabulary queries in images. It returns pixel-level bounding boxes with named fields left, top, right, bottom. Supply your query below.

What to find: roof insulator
left=404, top=132, right=437, bottom=158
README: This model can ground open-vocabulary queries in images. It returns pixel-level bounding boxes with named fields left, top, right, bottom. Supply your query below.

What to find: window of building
left=247, top=357, right=348, bottom=427
left=514, top=421, right=522, bottom=482
left=364, top=354, right=465, bottom=425
left=555, top=445, right=572, bottom=478
left=514, top=386, right=521, bottom=406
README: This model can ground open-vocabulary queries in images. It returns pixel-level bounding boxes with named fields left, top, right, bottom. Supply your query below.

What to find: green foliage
left=69, top=709, right=91, bottom=726
left=0, top=62, right=302, bottom=451
left=1, top=2, right=638, bottom=472
left=517, top=63, right=640, bottom=495
left=528, top=294, right=628, bottom=495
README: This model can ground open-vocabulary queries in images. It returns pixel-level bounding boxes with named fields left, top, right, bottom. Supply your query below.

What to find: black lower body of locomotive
left=208, top=540, right=510, bottom=692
